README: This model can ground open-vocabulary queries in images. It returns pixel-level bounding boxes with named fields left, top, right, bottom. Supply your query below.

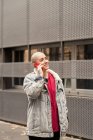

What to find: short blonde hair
left=31, top=52, right=44, bottom=63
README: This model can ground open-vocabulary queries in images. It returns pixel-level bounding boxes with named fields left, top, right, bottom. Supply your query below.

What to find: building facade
left=0, top=0, right=93, bottom=139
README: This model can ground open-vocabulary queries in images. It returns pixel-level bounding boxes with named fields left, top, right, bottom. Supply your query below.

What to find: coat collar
left=34, top=68, right=61, bottom=81
left=48, top=69, right=61, bottom=81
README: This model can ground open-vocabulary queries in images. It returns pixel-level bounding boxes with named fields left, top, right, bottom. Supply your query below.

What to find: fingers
left=37, top=65, right=43, bottom=77
left=38, top=62, right=44, bottom=69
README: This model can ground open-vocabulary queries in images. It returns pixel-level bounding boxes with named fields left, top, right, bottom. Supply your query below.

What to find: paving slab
left=0, top=121, right=27, bottom=140
left=0, top=121, right=81, bottom=140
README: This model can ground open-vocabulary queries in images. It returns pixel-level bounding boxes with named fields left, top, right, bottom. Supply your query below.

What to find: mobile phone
left=34, top=63, right=40, bottom=68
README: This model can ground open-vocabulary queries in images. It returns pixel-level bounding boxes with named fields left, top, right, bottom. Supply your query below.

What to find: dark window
left=14, top=50, right=24, bottom=62
left=14, top=78, right=24, bottom=86
left=77, top=79, right=93, bottom=90
left=4, top=48, right=12, bottom=62
left=42, top=47, right=61, bottom=61
left=4, top=47, right=28, bottom=63
left=77, top=44, right=93, bottom=89
left=77, top=44, right=93, bottom=60
left=31, top=43, right=62, bottom=61
left=63, top=46, right=72, bottom=60
left=3, top=77, right=12, bottom=89
left=85, top=45, right=93, bottom=59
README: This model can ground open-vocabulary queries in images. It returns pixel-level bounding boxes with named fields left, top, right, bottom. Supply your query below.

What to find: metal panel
left=2, top=63, right=33, bottom=77
left=62, top=60, right=93, bottom=79
left=0, top=88, right=93, bottom=139
left=62, top=0, right=93, bottom=41
left=1, top=60, right=93, bottom=79
left=0, top=90, right=27, bottom=125
left=1, top=62, right=63, bottom=77
left=76, top=60, right=93, bottom=79
left=62, top=61, right=72, bottom=78
left=3, top=0, right=27, bottom=47
left=49, top=61, right=63, bottom=78
left=0, top=0, right=2, bottom=48
left=12, top=63, right=33, bottom=77
left=0, top=92, right=3, bottom=117
left=29, top=0, right=60, bottom=44
left=0, top=63, right=2, bottom=77
left=67, top=96, right=93, bottom=139
left=59, top=0, right=63, bottom=41
left=2, top=63, right=13, bottom=77
left=0, top=50, right=2, bottom=62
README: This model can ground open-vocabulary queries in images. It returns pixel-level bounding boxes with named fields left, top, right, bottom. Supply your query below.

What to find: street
left=0, top=121, right=81, bottom=140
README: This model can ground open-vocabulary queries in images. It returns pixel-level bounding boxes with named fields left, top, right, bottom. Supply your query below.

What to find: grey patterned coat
left=23, top=69, right=68, bottom=138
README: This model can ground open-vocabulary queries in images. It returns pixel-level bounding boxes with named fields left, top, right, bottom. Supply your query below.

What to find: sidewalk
left=0, top=121, right=81, bottom=140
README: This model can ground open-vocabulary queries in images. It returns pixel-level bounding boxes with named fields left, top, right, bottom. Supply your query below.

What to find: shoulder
left=24, top=72, right=36, bottom=81
left=25, top=72, right=34, bottom=77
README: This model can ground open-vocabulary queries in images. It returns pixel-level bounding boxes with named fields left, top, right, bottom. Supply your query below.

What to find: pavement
left=0, top=121, right=81, bottom=140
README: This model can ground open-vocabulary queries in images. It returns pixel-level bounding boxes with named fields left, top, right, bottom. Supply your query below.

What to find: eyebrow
left=39, top=56, right=47, bottom=61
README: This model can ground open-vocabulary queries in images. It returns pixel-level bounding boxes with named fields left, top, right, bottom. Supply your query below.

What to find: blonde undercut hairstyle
left=31, top=52, right=44, bottom=63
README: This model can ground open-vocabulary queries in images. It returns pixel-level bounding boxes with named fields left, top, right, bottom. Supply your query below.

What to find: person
left=23, top=52, right=68, bottom=140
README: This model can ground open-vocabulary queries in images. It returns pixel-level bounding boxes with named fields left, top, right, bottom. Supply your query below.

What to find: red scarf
left=47, top=73, right=60, bottom=132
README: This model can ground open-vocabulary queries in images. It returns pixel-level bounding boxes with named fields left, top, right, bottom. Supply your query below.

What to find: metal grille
left=59, top=0, right=63, bottom=41
left=67, top=96, right=93, bottom=139
left=0, top=91, right=2, bottom=117
left=0, top=50, right=2, bottom=62
left=0, top=90, right=27, bottom=125
left=0, top=0, right=2, bottom=48
left=76, top=60, right=93, bottom=79
left=2, top=62, right=33, bottom=77
left=62, top=60, right=93, bottom=79
left=62, top=0, right=93, bottom=41
left=3, top=0, right=27, bottom=47
left=0, top=60, right=93, bottom=79
left=62, top=61, right=72, bottom=78
left=13, top=63, right=33, bottom=77
left=29, top=0, right=60, bottom=44
left=49, top=61, right=63, bottom=78
left=0, top=0, right=1, bottom=48
left=1, top=0, right=93, bottom=45
left=2, top=63, right=13, bottom=77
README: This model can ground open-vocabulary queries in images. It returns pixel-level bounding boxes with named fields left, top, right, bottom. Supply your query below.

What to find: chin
left=44, top=67, right=49, bottom=70
left=46, top=68, right=49, bottom=70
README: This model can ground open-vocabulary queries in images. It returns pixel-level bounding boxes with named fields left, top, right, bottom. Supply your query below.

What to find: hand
left=37, top=64, right=43, bottom=77
left=35, top=62, right=48, bottom=78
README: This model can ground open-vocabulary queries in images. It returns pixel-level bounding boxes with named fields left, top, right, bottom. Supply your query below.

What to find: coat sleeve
left=61, top=81, right=68, bottom=132
left=57, top=80, right=68, bottom=133
left=61, top=81, right=68, bottom=114
left=23, top=74, right=45, bottom=99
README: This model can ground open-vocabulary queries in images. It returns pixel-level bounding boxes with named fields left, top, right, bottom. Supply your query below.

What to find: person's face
left=34, top=53, right=49, bottom=70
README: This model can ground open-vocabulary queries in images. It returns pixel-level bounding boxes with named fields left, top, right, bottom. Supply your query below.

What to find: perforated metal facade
left=1, top=0, right=93, bottom=45
left=62, top=0, right=93, bottom=41
left=67, top=96, right=93, bottom=139
left=0, top=0, right=93, bottom=139
left=63, top=59, right=93, bottom=139
left=0, top=0, right=2, bottom=48
left=3, top=0, right=27, bottom=47
left=0, top=0, right=61, bottom=47
left=0, top=61, right=93, bottom=79
left=29, top=0, right=60, bottom=44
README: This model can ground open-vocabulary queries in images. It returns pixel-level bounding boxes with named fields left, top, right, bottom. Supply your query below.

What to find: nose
left=45, top=59, right=48, bottom=63
left=43, top=58, right=48, bottom=63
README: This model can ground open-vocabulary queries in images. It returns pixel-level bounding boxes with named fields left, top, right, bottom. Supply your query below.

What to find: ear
left=33, top=62, right=40, bottom=68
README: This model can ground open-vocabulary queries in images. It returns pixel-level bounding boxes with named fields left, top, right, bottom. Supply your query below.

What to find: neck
left=43, top=69, right=48, bottom=78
